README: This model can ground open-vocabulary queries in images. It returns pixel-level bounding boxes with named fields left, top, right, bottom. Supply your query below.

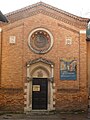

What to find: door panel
left=32, top=78, right=48, bottom=110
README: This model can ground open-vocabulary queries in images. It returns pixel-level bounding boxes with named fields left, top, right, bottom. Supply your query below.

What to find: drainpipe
left=0, top=28, right=2, bottom=87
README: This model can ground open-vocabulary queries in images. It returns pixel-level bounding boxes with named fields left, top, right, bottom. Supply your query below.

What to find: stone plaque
left=9, top=36, right=16, bottom=44
left=33, top=85, right=40, bottom=91
left=65, top=37, right=72, bottom=45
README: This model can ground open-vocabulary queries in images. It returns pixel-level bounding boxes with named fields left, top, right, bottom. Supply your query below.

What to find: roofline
left=5, top=2, right=89, bottom=22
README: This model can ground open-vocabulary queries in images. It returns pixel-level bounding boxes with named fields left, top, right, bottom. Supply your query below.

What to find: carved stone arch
left=27, top=57, right=54, bottom=81
left=27, top=57, right=54, bottom=66
left=31, top=66, right=50, bottom=78
left=24, top=58, right=55, bottom=112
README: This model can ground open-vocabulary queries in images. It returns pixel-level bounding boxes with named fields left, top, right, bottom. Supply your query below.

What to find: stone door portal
left=24, top=58, right=55, bottom=112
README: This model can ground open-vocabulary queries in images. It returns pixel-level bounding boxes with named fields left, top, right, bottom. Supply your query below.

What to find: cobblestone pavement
left=0, top=112, right=90, bottom=120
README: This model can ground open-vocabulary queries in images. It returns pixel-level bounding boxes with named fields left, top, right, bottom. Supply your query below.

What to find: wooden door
left=32, top=78, right=48, bottom=110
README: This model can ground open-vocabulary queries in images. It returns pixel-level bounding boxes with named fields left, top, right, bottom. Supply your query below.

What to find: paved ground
left=0, top=112, right=90, bottom=120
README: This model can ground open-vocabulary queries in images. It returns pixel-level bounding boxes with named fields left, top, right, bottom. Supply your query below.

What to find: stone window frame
left=28, top=28, right=54, bottom=54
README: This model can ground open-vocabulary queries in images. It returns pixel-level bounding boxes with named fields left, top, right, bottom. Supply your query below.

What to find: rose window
left=28, top=28, right=53, bottom=54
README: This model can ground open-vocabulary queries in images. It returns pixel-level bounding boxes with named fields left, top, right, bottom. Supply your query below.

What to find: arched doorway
left=24, top=58, right=55, bottom=112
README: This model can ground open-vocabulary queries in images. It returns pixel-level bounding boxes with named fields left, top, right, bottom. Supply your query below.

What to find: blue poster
left=60, top=59, right=77, bottom=80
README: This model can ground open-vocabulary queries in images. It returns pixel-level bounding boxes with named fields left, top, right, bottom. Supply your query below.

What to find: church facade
left=0, top=2, right=90, bottom=112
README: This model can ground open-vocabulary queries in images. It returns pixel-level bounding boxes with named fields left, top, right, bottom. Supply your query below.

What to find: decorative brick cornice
left=58, top=23, right=79, bottom=34
left=0, top=87, right=23, bottom=91
left=57, top=88, right=80, bottom=93
left=5, top=2, right=89, bottom=28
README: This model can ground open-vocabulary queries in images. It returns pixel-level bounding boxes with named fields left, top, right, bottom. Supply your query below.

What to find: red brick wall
left=0, top=13, right=88, bottom=112
left=88, top=42, right=90, bottom=95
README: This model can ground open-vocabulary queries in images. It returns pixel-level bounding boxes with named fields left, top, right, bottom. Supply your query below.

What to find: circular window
left=28, top=28, right=53, bottom=54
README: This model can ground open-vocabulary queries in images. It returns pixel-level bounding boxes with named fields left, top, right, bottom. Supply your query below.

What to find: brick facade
left=0, top=2, right=89, bottom=112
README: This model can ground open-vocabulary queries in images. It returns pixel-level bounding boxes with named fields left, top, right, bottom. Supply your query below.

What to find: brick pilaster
left=0, top=28, right=2, bottom=86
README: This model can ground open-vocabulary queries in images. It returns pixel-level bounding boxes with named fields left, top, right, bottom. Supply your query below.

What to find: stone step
left=26, top=110, right=56, bottom=115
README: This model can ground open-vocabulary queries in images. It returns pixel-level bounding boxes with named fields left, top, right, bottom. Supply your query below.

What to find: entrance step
left=26, top=110, right=56, bottom=115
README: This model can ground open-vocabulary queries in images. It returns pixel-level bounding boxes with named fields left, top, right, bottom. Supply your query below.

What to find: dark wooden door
left=32, top=78, right=48, bottom=110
